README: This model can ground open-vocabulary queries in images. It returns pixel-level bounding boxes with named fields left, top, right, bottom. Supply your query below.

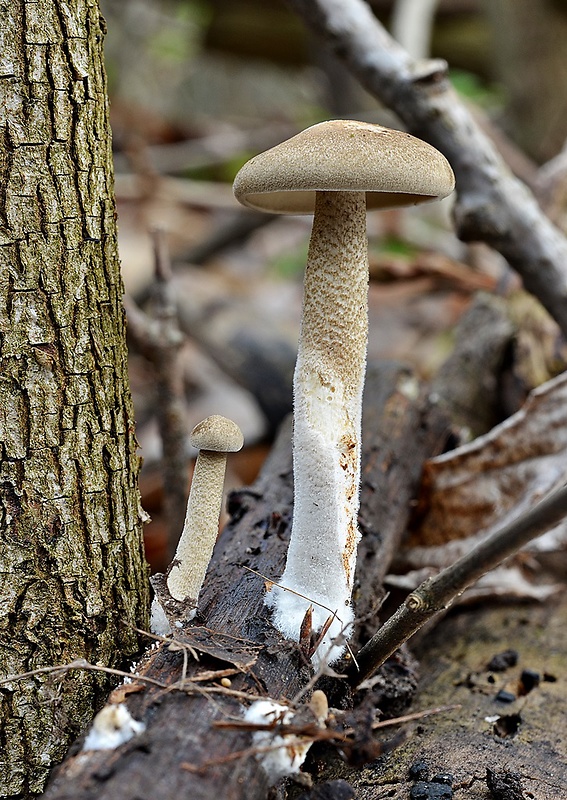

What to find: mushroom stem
left=167, top=448, right=228, bottom=605
left=267, top=190, right=368, bottom=660
left=233, top=120, right=454, bottom=663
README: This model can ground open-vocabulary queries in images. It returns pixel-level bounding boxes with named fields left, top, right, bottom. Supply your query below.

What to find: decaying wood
left=283, top=0, right=567, bottom=338
left=43, top=362, right=450, bottom=800
left=339, top=597, right=567, bottom=799
left=429, top=293, right=515, bottom=439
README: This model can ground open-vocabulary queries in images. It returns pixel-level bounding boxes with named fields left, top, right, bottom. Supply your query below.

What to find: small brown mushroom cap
left=190, top=415, right=244, bottom=453
left=233, top=119, right=455, bottom=214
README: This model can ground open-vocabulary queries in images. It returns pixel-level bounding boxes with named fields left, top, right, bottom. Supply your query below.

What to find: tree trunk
left=0, top=3, right=149, bottom=797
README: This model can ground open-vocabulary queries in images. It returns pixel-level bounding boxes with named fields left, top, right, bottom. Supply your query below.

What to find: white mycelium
left=150, top=596, right=172, bottom=636
left=82, top=704, right=145, bottom=751
left=244, top=698, right=321, bottom=784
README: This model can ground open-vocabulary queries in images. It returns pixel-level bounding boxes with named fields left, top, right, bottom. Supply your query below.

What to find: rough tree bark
left=0, top=2, right=148, bottom=797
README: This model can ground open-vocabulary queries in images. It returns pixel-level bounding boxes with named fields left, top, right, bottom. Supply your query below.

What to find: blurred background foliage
left=99, top=0, right=567, bottom=569
left=102, top=0, right=567, bottom=162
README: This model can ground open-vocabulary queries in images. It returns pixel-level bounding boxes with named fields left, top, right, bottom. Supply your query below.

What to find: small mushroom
left=234, top=120, right=454, bottom=662
left=243, top=690, right=328, bottom=785
left=82, top=704, right=146, bottom=751
left=166, top=415, right=244, bottom=611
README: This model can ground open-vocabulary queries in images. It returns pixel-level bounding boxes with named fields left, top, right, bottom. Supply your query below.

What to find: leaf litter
left=388, top=371, right=567, bottom=601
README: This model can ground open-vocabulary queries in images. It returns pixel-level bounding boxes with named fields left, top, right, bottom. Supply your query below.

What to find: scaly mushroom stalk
left=167, top=415, right=244, bottom=609
left=266, top=191, right=368, bottom=657
left=168, top=451, right=228, bottom=602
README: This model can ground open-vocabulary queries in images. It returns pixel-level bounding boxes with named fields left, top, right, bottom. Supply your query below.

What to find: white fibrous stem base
left=266, top=191, right=368, bottom=665
left=150, top=597, right=173, bottom=636
left=244, top=700, right=313, bottom=784
left=265, top=407, right=357, bottom=665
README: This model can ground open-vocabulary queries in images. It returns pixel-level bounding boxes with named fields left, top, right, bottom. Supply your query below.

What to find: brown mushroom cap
left=233, top=119, right=455, bottom=215
left=190, top=415, right=244, bottom=453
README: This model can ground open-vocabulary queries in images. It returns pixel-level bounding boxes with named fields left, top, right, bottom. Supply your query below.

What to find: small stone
left=519, top=668, right=540, bottom=694
left=486, top=768, right=525, bottom=799
left=494, top=689, right=516, bottom=703
left=487, top=650, right=518, bottom=672
left=410, top=781, right=453, bottom=799
left=409, top=760, right=430, bottom=781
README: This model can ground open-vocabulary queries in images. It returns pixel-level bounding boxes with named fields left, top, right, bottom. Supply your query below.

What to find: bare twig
left=125, top=228, right=190, bottom=559
left=536, top=139, right=567, bottom=230
left=390, top=0, right=440, bottom=59
left=0, top=657, right=269, bottom=704
left=369, top=704, right=460, bottom=731
left=242, top=566, right=343, bottom=626
left=182, top=703, right=458, bottom=774
left=284, top=0, right=567, bottom=337
left=0, top=659, right=169, bottom=690
left=349, top=482, right=567, bottom=685
left=242, top=565, right=358, bottom=668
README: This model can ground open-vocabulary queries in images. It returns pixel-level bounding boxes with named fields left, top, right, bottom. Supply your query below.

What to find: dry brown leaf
left=394, top=371, right=567, bottom=600
left=411, top=371, right=567, bottom=549
left=385, top=565, right=562, bottom=605
left=173, top=627, right=262, bottom=673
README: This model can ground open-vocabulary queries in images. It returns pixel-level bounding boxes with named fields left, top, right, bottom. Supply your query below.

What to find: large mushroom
left=233, top=120, right=454, bottom=663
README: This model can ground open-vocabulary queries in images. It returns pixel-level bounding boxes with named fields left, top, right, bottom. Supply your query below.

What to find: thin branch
left=284, top=0, right=567, bottom=337
left=242, top=565, right=358, bottom=667
left=183, top=703, right=459, bottom=774
left=369, top=703, right=460, bottom=731
left=0, top=657, right=271, bottom=705
left=125, top=228, right=190, bottom=559
left=349, top=482, right=567, bottom=686
left=536, top=138, right=567, bottom=228
left=242, top=565, right=343, bottom=625
left=390, top=0, right=440, bottom=59
left=0, top=659, right=169, bottom=690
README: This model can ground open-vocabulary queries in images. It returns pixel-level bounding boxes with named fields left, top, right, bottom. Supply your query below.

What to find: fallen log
left=342, top=597, right=567, bottom=800
left=43, top=362, right=449, bottom=800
